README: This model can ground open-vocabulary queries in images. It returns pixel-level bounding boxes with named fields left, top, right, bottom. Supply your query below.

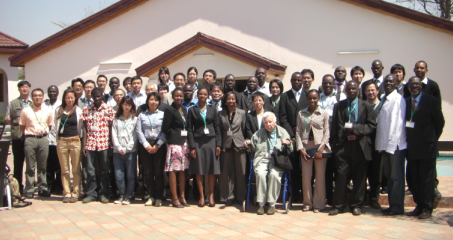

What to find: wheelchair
left=245, top=154, right=292, bottom=213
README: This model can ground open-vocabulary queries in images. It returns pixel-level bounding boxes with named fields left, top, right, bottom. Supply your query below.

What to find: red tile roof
left=9, top=0, right=453, bottom=67
left=0, top=31, right=28, bottom=48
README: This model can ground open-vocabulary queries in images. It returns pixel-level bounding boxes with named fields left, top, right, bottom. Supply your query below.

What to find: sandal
left=179, top=197, right=190, bottom=207
left=172, top=198, right=184, bottom=208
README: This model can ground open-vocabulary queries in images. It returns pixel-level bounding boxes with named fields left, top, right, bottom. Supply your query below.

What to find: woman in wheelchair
left=244, top=112, right=293, bottom=215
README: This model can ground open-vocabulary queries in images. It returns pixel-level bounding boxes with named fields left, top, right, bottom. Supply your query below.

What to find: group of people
left=5, top=60, right=444, bottom=219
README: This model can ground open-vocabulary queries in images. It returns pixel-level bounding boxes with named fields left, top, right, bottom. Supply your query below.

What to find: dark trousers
left=140, top=144, right=167, bottom=200
left=109, top=155, right=117, bottom=196
left=325, top=153, right=336, bottom=205
left=86, top=150, right=110, bottom=198
left=408, top=159, right=436, bottom=213
left=382, top=149, right=406, bottom=214
left=80, top=139, right=87, bottom=194
left=366, top=150, right=382, bottom=202
left=406, top=163, right=438, bottom=191
left=291, top=151, right=302, bottom=202
left=333, top=140, right=368, bottom=210
left=46, top=145, right=62, bottom=192
left=12, top=139, right=26, bottom=192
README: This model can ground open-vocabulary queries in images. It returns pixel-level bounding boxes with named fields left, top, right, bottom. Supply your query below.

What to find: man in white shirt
left=208, top=82, right=223, bottom=112
left=255, top=67, right=271, bottom=96
left=127, top=76, right=147, bottom=109
left=44, top=85, right=62, bottom=194
left=375, top=74, right=407, bottom=216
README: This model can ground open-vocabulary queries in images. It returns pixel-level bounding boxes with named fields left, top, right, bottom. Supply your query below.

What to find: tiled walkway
left=1, top=198, right=452, bottom=240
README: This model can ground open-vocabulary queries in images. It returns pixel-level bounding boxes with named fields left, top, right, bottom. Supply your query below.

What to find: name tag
left=227, top=130, right=233, bottom=136
left=265, top=152, right=272, bottom=158
left=91, top=126, right=99, bottom=132
left=204, top=128, right=209, bottom=135
left=181, top=130, right=187, bottom=137
left=59, top=126, right=64, bottom=134
left=120, top=131, right=127, bottom=138
left=145, top=129, right=158, bottom=138
left=345, top=123, right=353, bottom=129
left=302, top=131, right=309, bottom=140
left=405, top=121, right=415, bottom=128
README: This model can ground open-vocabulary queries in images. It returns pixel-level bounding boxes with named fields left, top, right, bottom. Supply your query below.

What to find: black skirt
left=189, top=135, right=220, bottom=175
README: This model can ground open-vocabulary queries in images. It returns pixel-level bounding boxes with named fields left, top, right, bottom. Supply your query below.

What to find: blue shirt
left=182, top=99, right=197, bottom=113
left=346, top=98, right=359, bottom=123
left=136, top=109, right=166, bottom=148
left=268, top=127, right=277, bottom=151
left=412, top=92, right=423, bottom=108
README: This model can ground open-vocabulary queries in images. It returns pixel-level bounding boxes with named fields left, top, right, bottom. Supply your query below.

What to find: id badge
left=120, top=131, right=127, bottom=138
left=181, top=130, right=188, bottom=137
left=204, top=128, right=209, bottom=135
left=150, top=129, right=158, bottom=138
left=227, top=130, right=233, bottom=136
left=345, top=122, right=353, bottom=129
left=302, top=130, right=309, bottom=140
left=145, top=129, right=152, bottom=138
left=266, top=151, right=272, bottom=158
left=59, top=126, right=64, bottom=134
left=405, top=121, right=415, bottom=128
left=91, top=126, right=99, bottom=132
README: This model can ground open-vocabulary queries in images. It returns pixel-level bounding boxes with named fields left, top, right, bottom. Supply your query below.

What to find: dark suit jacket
left=266, top=95, right=280, bottom=123
left=278, top=89, right=308, bottom=138
left=405, top=94, right=444, bottom=160
left=187, top=105, right=221, bottom=149
left=245, top=110, right=265, bottom=139
left=403, top=78, right=442, bottom=108
left=161, top=103, right=188, bottom=145
left=330, top=99, right=376, bottom=160
left=218, top=108, right=246, bottom=148
left=243, top=91, right=272, bottom=112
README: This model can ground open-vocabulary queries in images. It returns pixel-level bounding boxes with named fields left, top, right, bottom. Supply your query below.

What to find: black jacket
left=403, top=78, right=442, bottom=108
left=278, top=89, right=308, bottom=138
left=187, top=105, right=221, bottom=149
left=161, top=103, right=188, bottom=145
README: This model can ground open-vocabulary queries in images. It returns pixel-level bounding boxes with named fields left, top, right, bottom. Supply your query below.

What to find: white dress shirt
left=257, top=82, right=271, bottom=97
left=127, top=90, right=147, bottom=109
left=422, top=77, right=429, bottom=84
left=44, top=99, right=62, bottom=146
left=292, top=88, right=303, bottom=103
left=372, top=76, right=384, bottom=87
left=375, top=90, right=407, bottom=154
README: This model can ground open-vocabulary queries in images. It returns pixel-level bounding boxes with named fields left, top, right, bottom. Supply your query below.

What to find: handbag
left=305, top=148, right=332, bottom=159
left=272, top=144, right=293, bottom=171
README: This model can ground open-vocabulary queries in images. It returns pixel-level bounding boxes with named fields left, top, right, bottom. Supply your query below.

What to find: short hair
left=221, top=91, right=238, bottom=110
left=91, top=87, right=103, bottom=96
left=31, top=88, right=44, bottom=96
left=145, top=83, right=156, bottom=89
left=269, top=79, right=283, bottom=94
left=362, top=80, right=378, bottom=91
left=197, top=85, right=210, bottom=96
left=187, top=67, right=198, bottom=76
left=301, top=69, right=314, bottom=79
left=97, top=75, right=107, bottom=81
left=158, top=67, right=171, bottom=83
left=109, top=76, right=120, bottom=83
left=157, top=83, right=169, bottom=92
left=122, top=77, right=132, bottom=86
left=84, top=80, right=96, bottom=87
left=145, top=92, right=161, bottom=106
left=416, top=60, right=428, bottom=69
left=48, top=85, right=59, bottom=92
left=350, top=66, right=365, bottom=77
left=172, top=87, right=184, bottom=96
left=322, top=74, right=335, bottom=81
left=114, top=88, right=126, bottom=96
left=262, top=112, right=276, bottom=123
left=71, top=78, right=84, bottom=87
left=306, top=89, right=319, bottom=97
left=209, top=82, right=223, bottom=93
left=131, top=76, right=142, bottom=84
left=173, top=72, right=186, bottom=81
left=251, top=91, right=266, bottom=102
left=203, top=69, right=217, bottom=80
left=390, top=63, right=406, bottom=77
left=17, top=80, right=31, bottom=88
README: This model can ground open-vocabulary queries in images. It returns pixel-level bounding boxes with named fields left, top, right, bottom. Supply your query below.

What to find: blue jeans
left=113, top=152, right=137, bottom=197
left=86, top=150, right=110, bottom=198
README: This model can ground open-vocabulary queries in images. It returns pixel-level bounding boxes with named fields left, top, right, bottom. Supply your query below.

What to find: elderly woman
left=244, top=112, right=293, bottom=215
left=295, top=89, right=331, bottom=213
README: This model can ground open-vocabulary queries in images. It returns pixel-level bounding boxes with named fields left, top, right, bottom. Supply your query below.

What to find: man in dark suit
left=362, top=60, right=385, bottom=100
left=224, top=74, right=248, bottom=110
left=329, top=81, right=376, bottom=216
left=390, top=64, right=407, bottom=97
left=405, top=76, right=444, bottom=220
left=243, top=77, right=271, bottom=112
left=403, top=60, right=443, bottom=200
left=278, top=72, right=308, bottom=202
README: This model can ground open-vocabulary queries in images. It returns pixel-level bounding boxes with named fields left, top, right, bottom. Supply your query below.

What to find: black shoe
left=329, top=208, right=342, bottom=216
left=369, top=200, right=381, bottom=209
left=405, top=188, right=412, bottom=195
left=406, top=209, right=422, bottom=216
left=352, top=208, right=362, bottom=216
left=382, top=208, right=403, bottom=216
left=23, top=192, right=34, bottom=199
left=434, top=188, right=442, bottom=199
left=38, top=190, right=51, bottom=197
left=225, top=199, right=234, bottom=206
left=380, top=187, right=388, bottom=194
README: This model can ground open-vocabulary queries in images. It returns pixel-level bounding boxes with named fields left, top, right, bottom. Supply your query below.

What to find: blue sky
left=0, top=0, right=119, bottom=45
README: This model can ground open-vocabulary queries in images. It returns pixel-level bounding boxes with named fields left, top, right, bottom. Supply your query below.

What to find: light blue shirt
left=182, top=99, right=197, bottom=113
left=412, top=92, right=423, bottom=108
left=292, top=88, right=302, bottom=103
left=136, top=109, right=166, bottom=149
left=346, top=98, right=359, bottom=123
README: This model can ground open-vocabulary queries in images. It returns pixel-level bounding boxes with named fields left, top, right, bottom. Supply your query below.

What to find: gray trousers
left=382, top=149, right=406, bottom=214
left=24, top=137, right=49, bottom=194
left=219, top=148, right=246, bottom=202
left=254, top=158, right=283, bottom=204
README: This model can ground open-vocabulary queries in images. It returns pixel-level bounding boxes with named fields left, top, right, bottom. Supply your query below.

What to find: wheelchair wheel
left=242, top=200, right=246, bottom=212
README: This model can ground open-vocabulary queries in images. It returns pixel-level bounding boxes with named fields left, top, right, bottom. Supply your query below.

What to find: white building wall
left=1, top=53, right=19, bottom=114
left=20, top=0, right=453, bottom=140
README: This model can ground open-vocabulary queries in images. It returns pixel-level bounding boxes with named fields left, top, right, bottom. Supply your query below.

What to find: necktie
left=412, top=99, right=417, bottom=111
left=337, top=83, right=343, bottom=93
left=296, top=91, right=300, bottom=103
left=351, top=102, right=356, bottom=123
left=375, top=79, right=380, bottom=86
left=378, top=96, right=387, bottom=114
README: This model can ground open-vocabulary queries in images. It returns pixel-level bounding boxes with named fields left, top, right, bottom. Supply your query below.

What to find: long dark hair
left=56, top=87, right=77, bottom=120
left=221, top=91, right=238, bottom=110
left=158, top=66, right=171, bottom=84
left=115, top=96, right=136, bottom=119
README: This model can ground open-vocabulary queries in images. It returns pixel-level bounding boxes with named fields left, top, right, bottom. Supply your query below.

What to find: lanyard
left=146, top=111, right=159, bottom=129
left=228, top=108, right=237, bottom=130
left=60, top=114, right=69, bottom=128
left=267, top=130, right=277, bottom=151
left=348, top=102, right=357, bottom=123
left=410, top=98, right=417, bottom=121
left=303, top=111, right=315, bottom=132
left=200, top=107, right=207, bottom=128
left=121, top=116, right=132, bottom=130
left=320, top=95, right=333, bottom=109
left=179, top=109, right=186, bottom=130
left=32, top=107, right=43, bottom=124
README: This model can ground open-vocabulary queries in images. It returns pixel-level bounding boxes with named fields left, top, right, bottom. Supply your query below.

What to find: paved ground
left=1, top=197, right=453, bottom=240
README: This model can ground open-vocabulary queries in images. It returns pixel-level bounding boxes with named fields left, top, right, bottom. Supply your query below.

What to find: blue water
left=436, top=155, right=453, bottom=177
